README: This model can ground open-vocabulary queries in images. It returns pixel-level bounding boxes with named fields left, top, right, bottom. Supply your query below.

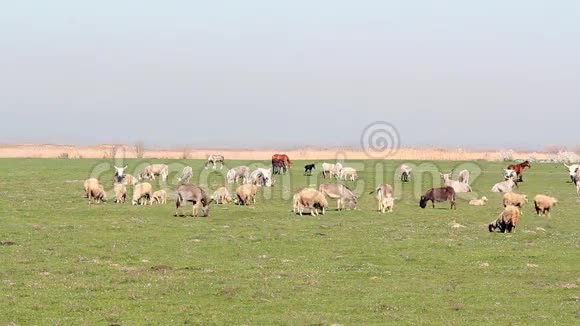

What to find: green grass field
left=0, top=158, right=578, bottom=325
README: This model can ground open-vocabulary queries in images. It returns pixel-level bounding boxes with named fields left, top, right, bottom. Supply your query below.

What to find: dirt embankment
left=0, top=144, right=552, bottom=161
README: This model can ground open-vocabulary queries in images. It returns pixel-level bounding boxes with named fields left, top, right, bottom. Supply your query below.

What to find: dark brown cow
left=419, top=186, right=456, bottom=209
left=272, top=154, right=292, bottom=168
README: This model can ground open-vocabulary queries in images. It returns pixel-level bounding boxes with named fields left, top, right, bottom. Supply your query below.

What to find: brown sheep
left=489, top=205, right=520, bottom=233
left=113, top=183, right=127, bottom=203
left=84, top=178, right=97, bottom=197
left=236, top=184, right=258, bottom=205
left=533, top=195, right=558, bottom=216
left=152, top=190, right=167, bottom=204
left=502, top=193, right=528, bottom=214
left=295, top=188, right=328, bottom=216
left=83, top=178, right=107, bottom=204
left=132, top=182, right=153, bottom=206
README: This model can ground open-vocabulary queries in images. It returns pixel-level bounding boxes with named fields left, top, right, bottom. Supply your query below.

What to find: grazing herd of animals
left=82, top=155, right=574, bottom=234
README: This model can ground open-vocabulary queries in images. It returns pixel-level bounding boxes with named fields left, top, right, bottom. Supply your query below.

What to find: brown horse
left=272, top=158, right=288, bottom=175
left=507, top=160, right=531, bottom=182
left=272, top=154, right=292, bottom=168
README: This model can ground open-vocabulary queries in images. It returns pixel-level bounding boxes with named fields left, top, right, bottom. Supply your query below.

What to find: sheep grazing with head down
left=212, top=187, right=232, bottom=204
left=83, top=178, right=107, bottom=204
left=533, top=195, right=558, bottom=217
left=489, top=205, right=520, bottom=233
left=469, top=196, right=488, bottom=206
left=139, top=164, right=169, bottom=182
left=132, top=182, right=153, bottom=206
left=340, top=167, right=358, bottom=181
left=236, top=184, right=259, bottom=205
left=152, top=190, right=168, bottom=204
left=294, top=188, right=328, bottom=216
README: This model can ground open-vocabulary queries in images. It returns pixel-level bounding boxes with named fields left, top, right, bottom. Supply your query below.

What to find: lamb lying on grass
left=469, top=196, right=488, bottom=206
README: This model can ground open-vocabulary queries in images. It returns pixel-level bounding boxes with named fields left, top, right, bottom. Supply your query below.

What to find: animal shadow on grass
left=174, top=213, right=206, bottom=217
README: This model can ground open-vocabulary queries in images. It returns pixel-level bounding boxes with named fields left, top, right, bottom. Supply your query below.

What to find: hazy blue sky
left=1, top=1, right=579, bottom=149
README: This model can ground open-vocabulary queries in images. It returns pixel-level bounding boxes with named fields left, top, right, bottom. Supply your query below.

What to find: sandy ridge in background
left=0, top=144, right=552, bottom=161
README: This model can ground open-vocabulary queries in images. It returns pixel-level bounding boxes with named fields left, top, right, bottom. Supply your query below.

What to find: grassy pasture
left=0, top=158, right=578, bottom=325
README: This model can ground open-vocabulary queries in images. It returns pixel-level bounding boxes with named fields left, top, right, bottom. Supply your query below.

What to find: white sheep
left=340, top=167, right=358, bottom=181
left=440, top=173, right=472, bottom=193
left=83, top=178, right=107, bottom=204
left=379, top=194, right=394, bottom=213
left=212, top=187, right=232, bottom=204
left=152, top=190, right=168, bottom=204
left=399, top=164, right=412, bottom=182
left=139, top=164, right=169, bottom=182
left=491, top=178, right=517, bottom=193
left=113, top=183, right=127, bottom=204
left=457, top=169, right=470, bottom=184
left=468, top=196, right=488, bottom=206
